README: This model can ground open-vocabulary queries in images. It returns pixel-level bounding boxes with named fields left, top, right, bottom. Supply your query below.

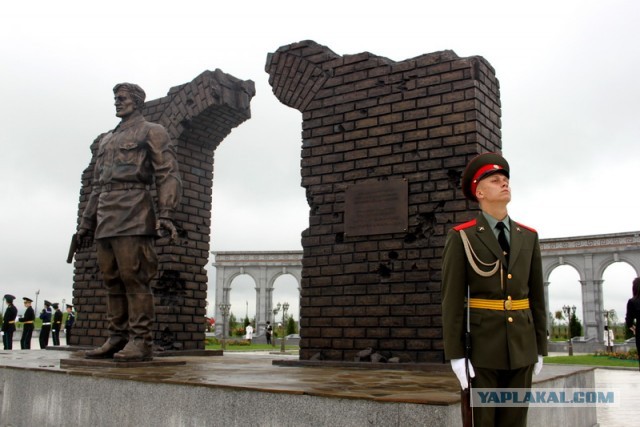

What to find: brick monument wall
left=266, top=41, right=502, bottom=362
left=72, top=69, right=255, bottom=351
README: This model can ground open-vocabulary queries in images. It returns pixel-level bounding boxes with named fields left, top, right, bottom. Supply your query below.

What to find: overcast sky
left=1, top=0, right=638, bottom=327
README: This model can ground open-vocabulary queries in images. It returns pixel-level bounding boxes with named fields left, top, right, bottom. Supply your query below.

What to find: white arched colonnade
left=212, top=251, right=302, bottom=336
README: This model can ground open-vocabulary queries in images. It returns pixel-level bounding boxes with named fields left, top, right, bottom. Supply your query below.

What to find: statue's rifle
left=66, top=233, right=78, bottom=264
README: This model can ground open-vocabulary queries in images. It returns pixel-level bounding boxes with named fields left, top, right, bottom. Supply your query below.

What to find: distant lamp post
left=35, top=289, right=40, bottom=314
left=218, top=303, right=231, bottom=350
left=562, top=305, right=575, bottom=356
left=272, top=303, right=281, bottom=348
left=280, top=302, right=289, bottom=353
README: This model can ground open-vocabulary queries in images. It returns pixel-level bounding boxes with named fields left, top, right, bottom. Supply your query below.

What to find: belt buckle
left=504, top=299, right=513, bottom=310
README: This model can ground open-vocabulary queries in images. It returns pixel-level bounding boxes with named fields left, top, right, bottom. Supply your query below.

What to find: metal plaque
left=344, top=179, right=408, bottom=236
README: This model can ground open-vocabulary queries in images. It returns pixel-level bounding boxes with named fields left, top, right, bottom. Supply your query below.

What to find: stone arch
left=595, top=254, right=640, bottom=280
left=544, top=263, right=582, bottom=336
left=225, top=272, right=259, bottom=327
left=225, top=270, right=259, bottom=290
left=540, top=231, right=640, bottom=342
left=269, top=271, right=302, bottom=327
left=268, top=270, right=302, bottom=289
left=212, top=251, right=302, bottom=336
left=543, top=258, right=584, bottom=283
left=599, top=260, right=638, bottom=324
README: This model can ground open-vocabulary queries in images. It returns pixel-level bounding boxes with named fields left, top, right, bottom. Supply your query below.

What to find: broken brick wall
left=266, top=41, right=502, bottom=363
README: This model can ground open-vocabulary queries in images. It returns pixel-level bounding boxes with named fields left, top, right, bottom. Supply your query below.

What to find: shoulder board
left=515, top=222, right=537, bottom=233
left=453, top=219, right=477, bottom=231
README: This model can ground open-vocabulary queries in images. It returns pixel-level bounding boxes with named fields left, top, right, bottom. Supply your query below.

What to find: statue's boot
left=114, top=293, right=154, bottom=362
left=85, top=293, right=128, bottom=359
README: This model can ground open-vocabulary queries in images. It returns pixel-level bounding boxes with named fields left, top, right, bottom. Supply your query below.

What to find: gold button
left=507, top=274, right=513, bottom=279
left=508, top=317, right=513, bottom=323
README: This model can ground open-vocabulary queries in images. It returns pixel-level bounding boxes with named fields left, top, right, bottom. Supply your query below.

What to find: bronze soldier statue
left=77, top=82, right=182, bottom=362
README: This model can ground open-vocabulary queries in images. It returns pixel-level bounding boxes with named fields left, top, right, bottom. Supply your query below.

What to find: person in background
left=245, top=324, right=254, bottom=343
left=2, top=294, right=17, bottom=350
left=51, top=302, right=63, bottom=346
left=604, top=325, right=614, bottom=353
left=65, top=304, right=75, bottom=345
left=265, top=321, right=273, bottom=345
left=624, top=277, right=640, bottom=371
left=39, top=300, right=53, bottom=349
left=19, top=297, right=35, bottom=349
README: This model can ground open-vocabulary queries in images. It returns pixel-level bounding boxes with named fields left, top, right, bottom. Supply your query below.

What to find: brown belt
left=99, top=182, right=148, bottom=192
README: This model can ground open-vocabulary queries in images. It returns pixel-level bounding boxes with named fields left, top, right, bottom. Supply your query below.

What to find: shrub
left=225, top=339, right=251, bottom=346
left=594, top=348, right=638, bottom=360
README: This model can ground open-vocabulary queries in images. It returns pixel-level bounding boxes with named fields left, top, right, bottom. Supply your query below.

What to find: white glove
left=533, top=355, right=544, bottom=375
left=451, top=358, right=475, bottom=390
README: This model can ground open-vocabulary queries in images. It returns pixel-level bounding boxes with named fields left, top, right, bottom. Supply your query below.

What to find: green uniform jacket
left=442, top=213, right=547, bottom=370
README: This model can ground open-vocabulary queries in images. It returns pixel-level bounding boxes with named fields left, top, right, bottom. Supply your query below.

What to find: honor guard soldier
left=19, top=297, right=36, bottom=349
left=51, top=302, right=63, bottom=346
left=442, top=153, right=547, bottom=427
left=65, top=304, right=75, bottom=345
left=39, top=300, right=53, bottom=349
left=2, top=294, right=18, bottom=349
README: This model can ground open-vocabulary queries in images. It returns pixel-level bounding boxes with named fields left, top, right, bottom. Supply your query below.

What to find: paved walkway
left=548, top=351, right=640, bottom=426
left=595, top=368, right=640, bottom=427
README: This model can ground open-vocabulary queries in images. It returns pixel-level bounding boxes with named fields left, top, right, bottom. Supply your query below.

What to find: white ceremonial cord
left=459, top=230, right=501, bottom=277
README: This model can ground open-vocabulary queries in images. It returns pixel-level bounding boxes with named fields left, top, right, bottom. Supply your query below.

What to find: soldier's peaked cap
left=462, top=152, right=510, bottom=202
left=23, top=297, right=33, bottom=303
left=4, top=294, right=15, bottom=303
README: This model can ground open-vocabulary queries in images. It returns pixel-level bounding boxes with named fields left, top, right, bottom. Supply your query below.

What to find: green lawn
left=544, top=355, right=639, bottom=368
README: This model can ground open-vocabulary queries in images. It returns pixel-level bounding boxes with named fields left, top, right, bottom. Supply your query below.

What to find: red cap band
left=470, top=164, right=505, bottom=197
